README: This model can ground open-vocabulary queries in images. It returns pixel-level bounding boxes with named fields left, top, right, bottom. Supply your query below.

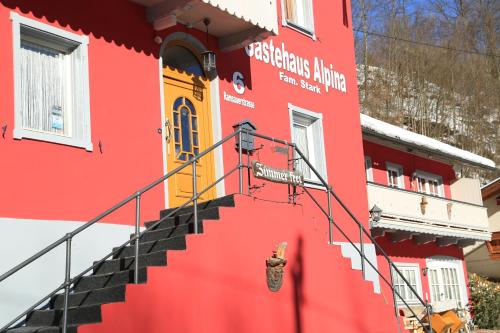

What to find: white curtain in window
left=20, top=41, right=67, bottom=135
left=293, top=124, right=311, bottom=178
left=285, top=0, right=314, bottom=32
left=311, top=119, right=325, bottom=180
left=298, top=0, right=314, bottom=31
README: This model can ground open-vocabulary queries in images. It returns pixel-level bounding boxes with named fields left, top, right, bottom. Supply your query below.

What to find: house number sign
left=252, top=161, right=304, bottom=186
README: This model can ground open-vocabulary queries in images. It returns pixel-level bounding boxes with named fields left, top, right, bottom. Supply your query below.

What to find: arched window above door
left=172, top=96, right=199, bottom=161
left=162, top=44, right=204, bottom=77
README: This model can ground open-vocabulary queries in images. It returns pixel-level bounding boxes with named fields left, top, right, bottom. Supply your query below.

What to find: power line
left=353, top=28, right=500, bottom=58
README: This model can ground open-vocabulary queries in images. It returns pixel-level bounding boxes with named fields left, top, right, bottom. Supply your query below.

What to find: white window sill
left=282, top=20, right=316, bottom=40
left=14, top=128, right=93, bottom=151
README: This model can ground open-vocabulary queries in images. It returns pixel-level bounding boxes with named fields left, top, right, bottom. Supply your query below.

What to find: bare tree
left=352, top=0, right=500, bottom=180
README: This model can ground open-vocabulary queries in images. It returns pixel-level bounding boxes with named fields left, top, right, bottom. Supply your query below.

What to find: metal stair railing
left=0, top=128, right=431, bottom=333
left=243, top=130, right=432, bottom=332
left=233, top=129, right=432, bottom=332
left=0, top=128, right=247, bottom=333
left=292, top=142, right=433, bottom=333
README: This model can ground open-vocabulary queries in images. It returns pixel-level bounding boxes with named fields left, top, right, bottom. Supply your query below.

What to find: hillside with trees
left=352, top=0, right=499, bottom=179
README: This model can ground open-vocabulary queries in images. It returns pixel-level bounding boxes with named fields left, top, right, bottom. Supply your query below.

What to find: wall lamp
left=422, top=267, right=429, bottom=276
left=201, top=18, right=216, bottom=73
left=369, top=204, right=382, bottom=222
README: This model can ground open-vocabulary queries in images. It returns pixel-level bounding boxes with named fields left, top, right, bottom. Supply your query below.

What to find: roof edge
left=361, top=114, right=497, bottom=171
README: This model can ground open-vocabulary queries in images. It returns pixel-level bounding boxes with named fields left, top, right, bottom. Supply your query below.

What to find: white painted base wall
left=334, top=242, right=381, bottom=294
left=0, top=218, right=136, bottom=328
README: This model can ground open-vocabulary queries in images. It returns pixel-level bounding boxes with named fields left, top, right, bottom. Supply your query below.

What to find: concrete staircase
left=5, top=195, right=236, bottom=333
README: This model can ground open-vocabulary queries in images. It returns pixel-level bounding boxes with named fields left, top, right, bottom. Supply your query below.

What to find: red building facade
left=361, top=114, right=494, bottom=328
left=0, top=0, right=494, bottom=332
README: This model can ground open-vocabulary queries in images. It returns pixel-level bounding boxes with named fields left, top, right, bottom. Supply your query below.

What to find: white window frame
left=392, top=263, right=423, bottom=306
left=414, top=170, right=444, bottom=197
left=426, top=256, right=468, bottom=309
left=365, top=156, right=373, bottom=182
left=280, top=0, right=316, bottom=39
left=289, top=103, right=327, bottom=187
left=11, top=12, right=92, bottom=151
left=386, top=162, right=404, bottom=189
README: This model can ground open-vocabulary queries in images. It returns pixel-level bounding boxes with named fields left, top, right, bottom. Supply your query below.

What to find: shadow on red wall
left=292, top=236, right=304, bottom=333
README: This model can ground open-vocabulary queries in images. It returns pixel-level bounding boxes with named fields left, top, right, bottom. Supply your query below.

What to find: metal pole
left=388, top=259, right=399, bottom=317
left=134, top=193, right=141, bottom=284
left=388, top=259, right=403, bottom=333
left=327, top=188, right=333, bottom=244
left=238, top=131, right=243, bottom=195
left=192, top=161, right=198, bottom=234
left=62, top=234, right=72, bottom=333
left=247, top=143, right=251, bottom=195
left=426, top=303, right=432, bottom=333
left=360, top=225, right=365, bottom=280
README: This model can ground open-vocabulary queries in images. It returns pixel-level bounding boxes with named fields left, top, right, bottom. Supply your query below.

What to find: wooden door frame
left=158, top=32, right=225, bottom=209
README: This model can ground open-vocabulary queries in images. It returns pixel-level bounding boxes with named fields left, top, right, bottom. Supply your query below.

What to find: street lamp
left=369, top=204, right=382, bottom=222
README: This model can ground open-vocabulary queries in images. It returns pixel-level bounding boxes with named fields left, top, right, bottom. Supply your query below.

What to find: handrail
left=0, top=129, right=240, bottom=285
left=0, top=128, right=243, bottom=332
left=0, top=127, right=431, bottom=333
left=293, top=143, right=432, bottom=332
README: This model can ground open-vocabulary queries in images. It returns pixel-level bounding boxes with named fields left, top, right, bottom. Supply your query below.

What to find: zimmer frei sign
left=252, top=161, right=304, bottom=186
left=245, top=39, right=347, bottom=95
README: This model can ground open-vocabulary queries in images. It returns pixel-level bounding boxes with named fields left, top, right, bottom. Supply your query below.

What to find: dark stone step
left=134, top=222, right=203, bottom=243
left=113, top=237, right=186, bottom=259
left=93, top=251, right=167, bottom=275
left=73, top=268, right=147, bottom=292
left=50, top=285, right=126, bottom=310
left=145, top=207, right=219, bottom=231
left=26, top=305, right=101, bottom=327
left=7, top=325, right=78, bottom=333
left=159, top=195, right=234, bottom=218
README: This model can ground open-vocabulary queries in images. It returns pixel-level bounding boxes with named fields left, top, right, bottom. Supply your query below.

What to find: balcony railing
left=130, top=0, right=278, bottom=51
left=367, top=182, right=490, bottom=245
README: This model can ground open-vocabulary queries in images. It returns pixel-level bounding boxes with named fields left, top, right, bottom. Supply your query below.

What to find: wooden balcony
left=367, top=182, right=490, bottom=246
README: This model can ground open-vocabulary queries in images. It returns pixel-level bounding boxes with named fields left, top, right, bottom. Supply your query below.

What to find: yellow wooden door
left=163, top=68, right=216, bottom=207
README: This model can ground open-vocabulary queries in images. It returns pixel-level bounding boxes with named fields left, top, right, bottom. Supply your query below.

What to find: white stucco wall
left=484, top=196, right=500, bottom=232
left=0, top=218, right=135, bottom=328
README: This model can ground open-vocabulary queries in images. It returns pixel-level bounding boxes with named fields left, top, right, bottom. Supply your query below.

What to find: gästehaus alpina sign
left=252, top=161, right=304, bottom=186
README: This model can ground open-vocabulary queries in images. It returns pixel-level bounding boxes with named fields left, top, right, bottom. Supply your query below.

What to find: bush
left=468, top=273, right=500, bottom=329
